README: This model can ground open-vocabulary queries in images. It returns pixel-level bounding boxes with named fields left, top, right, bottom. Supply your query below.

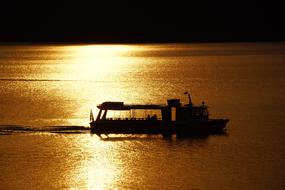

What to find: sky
left=0, top=1, right=284, bottom=43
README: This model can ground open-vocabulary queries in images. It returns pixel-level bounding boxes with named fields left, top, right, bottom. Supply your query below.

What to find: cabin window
left=171, top=107, right=176, bottom=121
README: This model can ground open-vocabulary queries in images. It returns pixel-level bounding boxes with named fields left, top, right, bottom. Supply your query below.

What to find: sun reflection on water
left=71, top=44, right=133, bottom=57
left=70, top=135, right=122, bottom=190
left=51, top=44, right=164, bottom=127
left=57, top=45, right=135, bottom=81
left=44, top=44, right=144, bottom=126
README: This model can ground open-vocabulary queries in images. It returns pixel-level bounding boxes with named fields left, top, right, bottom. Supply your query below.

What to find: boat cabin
left=91, top=99, right=209, bottom=122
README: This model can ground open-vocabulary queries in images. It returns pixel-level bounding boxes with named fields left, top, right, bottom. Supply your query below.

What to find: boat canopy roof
left=97, top=101, right=207, bottom=110
left=97, top=101, right=165, bottom=110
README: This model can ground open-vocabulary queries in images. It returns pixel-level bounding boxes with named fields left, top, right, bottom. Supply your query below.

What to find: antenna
left=184, top=91, right=192, bottom=105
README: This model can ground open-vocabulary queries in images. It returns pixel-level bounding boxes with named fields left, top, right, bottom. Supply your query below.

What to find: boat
left=90, top=92, right=229, bottom=136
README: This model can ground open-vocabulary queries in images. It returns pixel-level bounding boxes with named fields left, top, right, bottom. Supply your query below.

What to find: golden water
left=0, top=43, right=285, bottom=189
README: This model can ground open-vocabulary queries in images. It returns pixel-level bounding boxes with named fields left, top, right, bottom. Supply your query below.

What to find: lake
left=0, top=43, right=285, bottom=189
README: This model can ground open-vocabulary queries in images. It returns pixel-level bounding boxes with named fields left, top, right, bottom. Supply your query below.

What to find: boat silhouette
left=90, top=92, right=229, bottom=136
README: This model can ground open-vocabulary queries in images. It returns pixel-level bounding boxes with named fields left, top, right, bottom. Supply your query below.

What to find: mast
left=184, top=91, right=192, bottom=105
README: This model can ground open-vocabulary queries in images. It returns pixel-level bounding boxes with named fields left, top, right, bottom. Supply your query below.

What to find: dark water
left=1, top=43, right=285, bottom=189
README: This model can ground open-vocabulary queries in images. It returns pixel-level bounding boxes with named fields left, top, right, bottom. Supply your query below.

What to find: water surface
left=0, top=43, right=285, bottom=189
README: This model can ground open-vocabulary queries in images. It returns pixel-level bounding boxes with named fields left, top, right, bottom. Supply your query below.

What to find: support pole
left=96, top=109, right=103, bottom=121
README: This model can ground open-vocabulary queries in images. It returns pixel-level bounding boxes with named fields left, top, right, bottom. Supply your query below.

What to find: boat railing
left=102, top=117, right=162, bottom=121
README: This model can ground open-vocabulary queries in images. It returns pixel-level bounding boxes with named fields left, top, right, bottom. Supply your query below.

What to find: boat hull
left=90, top=119, right=229, bottom=135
